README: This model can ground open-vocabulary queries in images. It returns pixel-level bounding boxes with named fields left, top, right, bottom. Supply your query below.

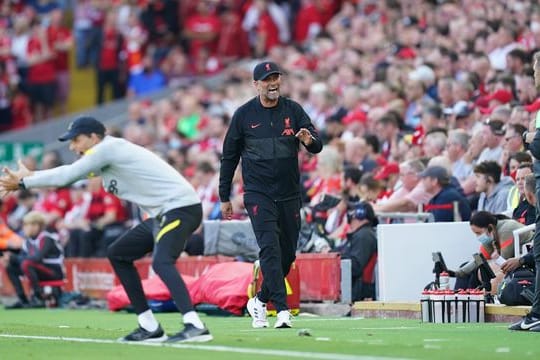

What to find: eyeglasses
left=504, top=134, right=520, bottom=141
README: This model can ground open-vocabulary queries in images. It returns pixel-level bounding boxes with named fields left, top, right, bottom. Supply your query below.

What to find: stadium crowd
left=2, top=0, right=540, bottom=303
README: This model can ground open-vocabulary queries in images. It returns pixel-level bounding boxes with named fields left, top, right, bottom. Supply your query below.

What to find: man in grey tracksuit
left=0, top=116, right=211, bottom=343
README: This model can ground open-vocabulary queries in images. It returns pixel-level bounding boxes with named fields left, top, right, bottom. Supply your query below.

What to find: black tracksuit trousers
left=244, top=192, right=301, bottom=312
left=107, top=204, right=202, bottom=315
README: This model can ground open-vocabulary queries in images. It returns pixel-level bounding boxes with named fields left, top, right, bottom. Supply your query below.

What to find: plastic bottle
left=469, top=289, right=485, bottom=322
left=431, top=290, right=446, bottom=323
left=421, top=290, right=431, bottom=322
left=444, top=290, right=456, bottom=323
left=439, top=271, right=450, bottom=290
left=456, top=290, right=468, bottom=323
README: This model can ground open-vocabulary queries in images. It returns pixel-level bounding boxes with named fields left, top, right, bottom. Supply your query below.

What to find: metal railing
left=376, top=212, right=435, bottom=223
left=513, top=223, right=535, bottom=257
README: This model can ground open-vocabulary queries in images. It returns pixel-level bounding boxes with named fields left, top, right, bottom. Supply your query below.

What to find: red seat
left=39, top=280, right=65, bottom=287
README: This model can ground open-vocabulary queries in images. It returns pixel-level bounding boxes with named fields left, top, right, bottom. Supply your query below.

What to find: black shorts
left=27, top=82, right=56, bottom=106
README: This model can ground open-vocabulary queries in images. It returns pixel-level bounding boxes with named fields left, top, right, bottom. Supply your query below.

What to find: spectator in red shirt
left=26, top=21, right=56, bottom=123
left=294, top=0, right=324, bottom=45
left=252, top=1, right=280, bottom=57
left=216, top=3, right=249, bottom=65
left=96, top=11, right=124, bottom=105
left=183, top=1, right=221, bottom=59
left=47, top=8, right=72, bottom=115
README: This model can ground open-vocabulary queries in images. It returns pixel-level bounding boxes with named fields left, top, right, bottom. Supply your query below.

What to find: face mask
left=476, top=233, right=493, bottom=246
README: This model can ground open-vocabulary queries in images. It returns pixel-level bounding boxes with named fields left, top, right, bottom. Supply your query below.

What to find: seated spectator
left=446, top=129, right=473, bottom=183
left=4, top=211, right=64, bottom=309
left=476, top=119, right=505, bottom=165
left=373, top=162, right=400, bottom=201
left=501, top=123, right=527, bottom=171
left=509, top=163, right=535, bottom=224
left=359, top=173, right=384, bottom=203
left=340, top=201, right=378, bottom=301
left=374, top=159, right=431, bottom=213
left=507, top=151, right=532, bottom=176
left=419, top=166, right=471, bottom=222
left=474, top=160, right=514, bottom=214
left=501, top=174, right=537, bottom=274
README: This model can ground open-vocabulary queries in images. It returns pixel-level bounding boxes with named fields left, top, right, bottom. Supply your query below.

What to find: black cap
left=58, top=116, right=106, bottom=141
left=419, top=166, right=450, bottom=183
left=253, top=61, right=282, bottom=81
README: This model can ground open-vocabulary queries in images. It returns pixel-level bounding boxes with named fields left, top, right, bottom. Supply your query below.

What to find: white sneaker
left=247, top=297, right=269, bottom=328
left=274, top=310, right=292, bottom=329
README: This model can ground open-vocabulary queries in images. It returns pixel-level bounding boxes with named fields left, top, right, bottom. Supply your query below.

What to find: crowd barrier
left=0, top=254, right=343, bottom=302
left=377, top=221, right=478, bottom=301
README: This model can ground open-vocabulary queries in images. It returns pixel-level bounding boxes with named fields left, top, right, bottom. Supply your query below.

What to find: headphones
left=347, top=202, right=369, bottom=222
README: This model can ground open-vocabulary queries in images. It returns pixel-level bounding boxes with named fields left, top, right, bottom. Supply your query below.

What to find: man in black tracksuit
left=219, top=61, right=322, bottom=329
left=510, top=51, right=540, bottom=332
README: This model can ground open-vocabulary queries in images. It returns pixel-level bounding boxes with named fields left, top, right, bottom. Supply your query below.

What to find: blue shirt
left=425, top=185, right=471, bottom=222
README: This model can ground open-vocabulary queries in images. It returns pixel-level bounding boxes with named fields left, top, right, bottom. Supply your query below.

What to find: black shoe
left=29, top=296, right=45, bottom=308
left=508, top=313, right=540, bottom=331
left=165, top=323, right=213, bottom=343
left=5, top=301, right=30, bottom=310
left=119, top=325, right=167, bottom=342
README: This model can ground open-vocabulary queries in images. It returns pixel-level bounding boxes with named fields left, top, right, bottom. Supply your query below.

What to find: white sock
left=256, top=297, right=266, bottom=306
left=183, top=311, right=204, bottom=329
left=138, top=309, right=159, bottom=332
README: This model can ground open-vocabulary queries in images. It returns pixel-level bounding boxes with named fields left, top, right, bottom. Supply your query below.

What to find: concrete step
left=351, top=301, right=531, bottom=322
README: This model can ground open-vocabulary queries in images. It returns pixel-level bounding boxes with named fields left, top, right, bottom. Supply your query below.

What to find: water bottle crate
left=420, top=289, right=485, bottom=323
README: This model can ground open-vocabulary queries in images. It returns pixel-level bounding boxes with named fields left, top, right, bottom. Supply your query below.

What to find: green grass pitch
left=0, top=308, right=537, bottom=359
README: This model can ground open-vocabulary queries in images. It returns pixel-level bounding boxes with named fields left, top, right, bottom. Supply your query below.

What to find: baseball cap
left=253, top=61, right=282, bottom=81
left=374, top=162, right=399, bottom=180
left=419, top=166, right=450, bottom=182
left=342, top=109, right=367, bottom=125
left=58, top=116, right=106, bottom=142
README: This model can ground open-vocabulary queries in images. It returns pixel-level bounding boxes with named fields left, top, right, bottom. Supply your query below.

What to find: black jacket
left=219, top=96, right=322, bottom=202
left=341, top=224, right=378, bottom=279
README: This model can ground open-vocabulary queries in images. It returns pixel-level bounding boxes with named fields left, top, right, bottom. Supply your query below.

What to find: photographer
left=340, top=201, right=378, bottom=301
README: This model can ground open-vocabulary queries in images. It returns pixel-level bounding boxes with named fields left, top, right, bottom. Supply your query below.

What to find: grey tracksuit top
left=24, top=136, right=200, bottom=217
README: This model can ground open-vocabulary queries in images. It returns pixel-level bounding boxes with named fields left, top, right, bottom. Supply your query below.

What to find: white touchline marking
left=423, top=339, right=449, bottom=342
left=352, top=327, right=418, bottom=330
left=0, top=334, right=409, bottom=360
left=298, top=318, right=365, bottom=322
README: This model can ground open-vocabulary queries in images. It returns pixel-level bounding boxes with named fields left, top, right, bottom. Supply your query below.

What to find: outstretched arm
left=0, top=160, right=34, bottom=196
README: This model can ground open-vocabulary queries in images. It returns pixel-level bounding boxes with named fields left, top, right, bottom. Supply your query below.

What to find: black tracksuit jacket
left=219, top=96, right=323, bottom=202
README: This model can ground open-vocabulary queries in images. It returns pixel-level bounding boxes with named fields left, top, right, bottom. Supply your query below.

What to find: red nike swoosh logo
left=251, top=123, right=262, bottom=128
